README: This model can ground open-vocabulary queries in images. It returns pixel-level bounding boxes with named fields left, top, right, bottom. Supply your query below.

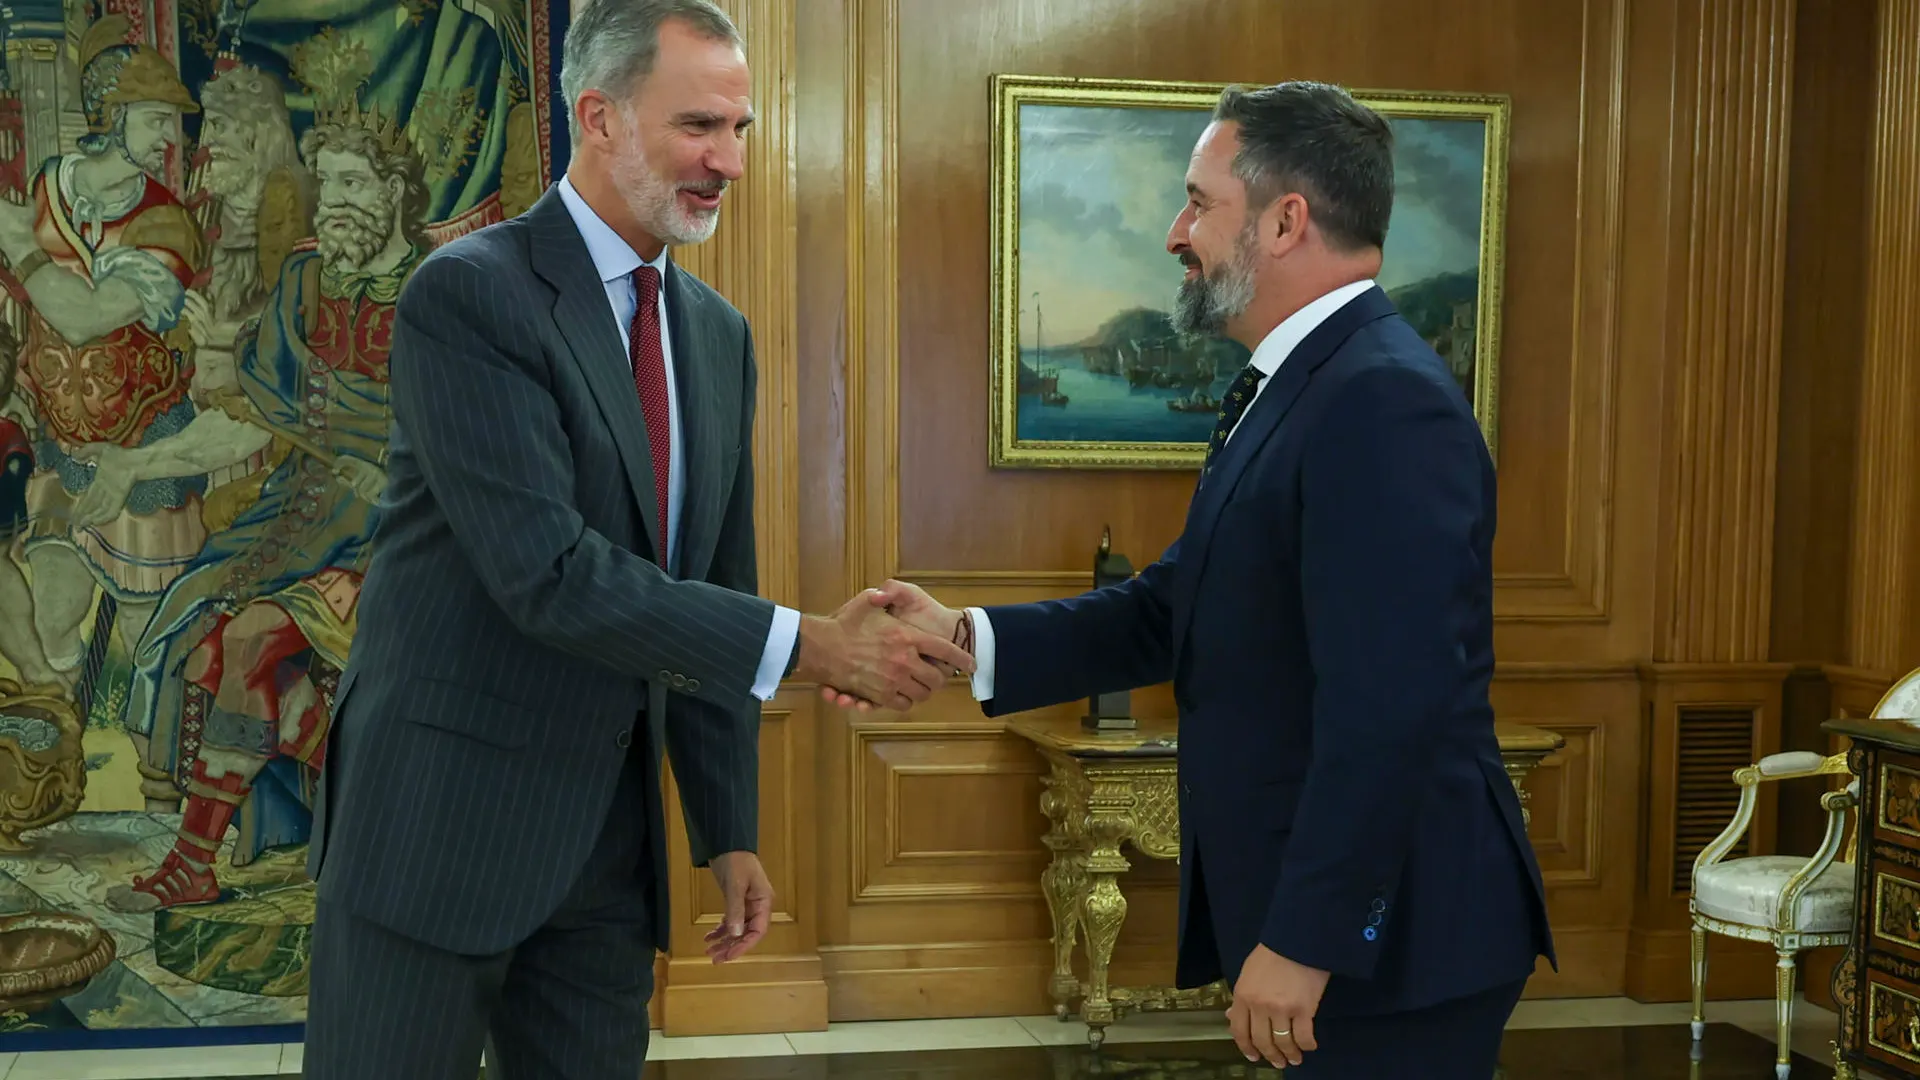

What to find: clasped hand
left=794, top=582, right=972, bottom=712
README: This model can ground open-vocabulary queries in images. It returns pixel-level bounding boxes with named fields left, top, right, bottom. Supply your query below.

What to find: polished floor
left=171, top=1024, right=1832, bottom=1079
left=0, top=996, right=1847, bottom=1078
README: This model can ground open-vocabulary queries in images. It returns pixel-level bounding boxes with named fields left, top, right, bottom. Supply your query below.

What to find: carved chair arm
left=1774, top=778, right=1860, bottom=928
left=1692, top=752, right=1852, bottom=884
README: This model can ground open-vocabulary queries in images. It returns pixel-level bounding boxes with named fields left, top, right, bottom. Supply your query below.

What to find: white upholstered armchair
left=1689, top=749, right=1857, bottom=1080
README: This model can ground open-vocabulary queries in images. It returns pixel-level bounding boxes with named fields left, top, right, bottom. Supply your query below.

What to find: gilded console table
left=1007, top=715, right=1564, bottom=1048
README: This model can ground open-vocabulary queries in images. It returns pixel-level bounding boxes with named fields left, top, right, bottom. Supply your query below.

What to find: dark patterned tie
left=1204, top=363, right=1268, bottom=471
left=630, top=265, right=672, bottom=560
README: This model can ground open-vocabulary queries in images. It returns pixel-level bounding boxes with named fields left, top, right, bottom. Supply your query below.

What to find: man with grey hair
left=301, top=2, right=972, bottom=1076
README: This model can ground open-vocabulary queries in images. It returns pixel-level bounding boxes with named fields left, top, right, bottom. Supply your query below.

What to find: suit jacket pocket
left=398, top=675, right=536, bottom=751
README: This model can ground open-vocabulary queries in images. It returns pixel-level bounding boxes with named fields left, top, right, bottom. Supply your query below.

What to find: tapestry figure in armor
left=0, top=0, right=562, bottom=1037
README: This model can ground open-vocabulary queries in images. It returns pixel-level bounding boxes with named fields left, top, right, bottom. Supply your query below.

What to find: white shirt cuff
left=966, top=606, right=996, bottom=701
left=752, top=605, right=801, bottom=701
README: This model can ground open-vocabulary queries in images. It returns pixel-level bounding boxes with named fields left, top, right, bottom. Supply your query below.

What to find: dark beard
left=315, top=201, right=393, bottom=270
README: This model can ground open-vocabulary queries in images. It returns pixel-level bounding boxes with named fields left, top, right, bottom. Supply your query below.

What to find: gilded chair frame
left=1689, top=750, right=1858, bottom=1079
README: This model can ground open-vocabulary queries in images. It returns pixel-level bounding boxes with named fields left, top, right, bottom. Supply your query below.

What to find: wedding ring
left=1272, top=1027, right=1291, bottom=1038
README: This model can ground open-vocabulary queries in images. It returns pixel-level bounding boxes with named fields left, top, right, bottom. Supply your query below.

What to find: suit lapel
left=1168, top=286, right=1399, bottom=652
left=526, top=187, right=662, bottom=556
left=663, top=259, right=733, bottom=580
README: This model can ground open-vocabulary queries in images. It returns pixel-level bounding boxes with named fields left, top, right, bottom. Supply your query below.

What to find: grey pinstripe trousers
left=304, top=741, right=656, bottom=1080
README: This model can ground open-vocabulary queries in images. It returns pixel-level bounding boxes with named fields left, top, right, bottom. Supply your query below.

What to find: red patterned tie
left=630, top=265, right=672, bottom=560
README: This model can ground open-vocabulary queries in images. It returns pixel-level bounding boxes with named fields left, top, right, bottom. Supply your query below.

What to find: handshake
left=790, top=580, right=966, bottom=713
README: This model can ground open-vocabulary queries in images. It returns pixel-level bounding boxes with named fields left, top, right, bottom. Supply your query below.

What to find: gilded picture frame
left=988, top=74, right=1510, bottom=470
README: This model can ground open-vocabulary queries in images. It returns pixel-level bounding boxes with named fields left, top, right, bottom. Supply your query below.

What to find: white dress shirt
left=557, top=176, right=798, bottom=701
left=964, top=279, right=1377, bottom=702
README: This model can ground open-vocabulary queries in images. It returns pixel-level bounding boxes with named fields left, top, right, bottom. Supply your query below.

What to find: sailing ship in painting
left=1016, top=299, right=1246, bottom=444
left=1014, top=272, right=1479, bottom=446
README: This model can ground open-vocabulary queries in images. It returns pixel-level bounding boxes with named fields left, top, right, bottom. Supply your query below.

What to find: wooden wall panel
left=801, top=0, right=1670, bottom=1015
left=1847, top=0, right=1920, bottom=679
left=649, top=0, right=824, bottom=1036
left=611, top=0, right=1920, bottom=1027
left=1769, top=0, right=1876, bottom=668
left=661, top=688, right=828, bottom=1035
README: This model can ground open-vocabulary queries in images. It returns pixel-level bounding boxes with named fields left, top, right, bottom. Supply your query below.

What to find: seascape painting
left=0, top=0, right=564, bottom=1043
left=989, top=75, right=1508, bottom=469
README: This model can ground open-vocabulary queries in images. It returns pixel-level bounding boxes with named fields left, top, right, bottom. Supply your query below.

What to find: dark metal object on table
left=1083, top=526, right=1136, bottom=732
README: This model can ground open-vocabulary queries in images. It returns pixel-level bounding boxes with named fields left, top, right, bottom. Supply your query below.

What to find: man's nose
left=710, top=140, right=746, bottom=182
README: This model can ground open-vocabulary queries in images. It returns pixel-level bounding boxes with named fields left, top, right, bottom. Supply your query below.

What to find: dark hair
left=1212, top=81, right=1395, bottom=252
left=561, top=0, right=743, bottom=148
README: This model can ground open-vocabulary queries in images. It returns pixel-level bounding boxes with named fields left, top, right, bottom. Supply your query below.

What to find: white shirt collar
left=1247, top=278, right=1377, bottom=380
left=556, top=173, right=667, bottom=285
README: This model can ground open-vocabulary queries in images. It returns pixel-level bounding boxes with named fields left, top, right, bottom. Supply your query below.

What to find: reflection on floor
left=0, top=996, right=1846, bottom=1079
left=186, top=1026, right=1841, bottom=1080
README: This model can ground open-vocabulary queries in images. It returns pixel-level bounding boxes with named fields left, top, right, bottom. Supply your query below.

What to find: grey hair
left=560, top=0, right=743, bottom=149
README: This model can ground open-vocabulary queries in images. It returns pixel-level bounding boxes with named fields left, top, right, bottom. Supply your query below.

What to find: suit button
left=686, top=678, right=701, bottom=693
left=658, top=669, right=673, bottom=683
left=1371, top=899, right=1386, bottom=913
left=671, top=674, right=688, bottom=689
left=616, top=730, right=632, bottom=748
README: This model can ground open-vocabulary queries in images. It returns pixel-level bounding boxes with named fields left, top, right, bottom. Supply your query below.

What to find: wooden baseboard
left=818, top=940, right=1199, bottom=1021
left=819, top=930, right=1641, bottom=1021
left=822, top=941, right=1054, bottom=1020
left=1624, top=927, right=1780, bottom=1002
left=661, top=953, right=830, bottom=1035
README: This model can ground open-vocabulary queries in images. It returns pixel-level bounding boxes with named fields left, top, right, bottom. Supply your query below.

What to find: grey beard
left=315, top=204, right=392, bottom=270
left=1173, top=256, right=1257, bottom=336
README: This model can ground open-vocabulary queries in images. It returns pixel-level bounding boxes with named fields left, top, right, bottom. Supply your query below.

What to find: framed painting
left=988, top=74, right=1510, bottom=470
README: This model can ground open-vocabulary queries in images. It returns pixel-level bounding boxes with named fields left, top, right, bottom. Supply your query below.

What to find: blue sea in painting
left=1014, top=348, right=1223, bottom=443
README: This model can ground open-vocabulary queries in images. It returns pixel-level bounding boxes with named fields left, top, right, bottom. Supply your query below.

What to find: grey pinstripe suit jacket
left=307, top=186, right=770, bottom=956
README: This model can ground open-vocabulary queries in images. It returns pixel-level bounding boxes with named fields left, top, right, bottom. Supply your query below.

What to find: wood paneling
left=1651, top=0, right=1794, bottom=665
left=611, top=0, right=1920, bottom=1025
left=1848, top=0, right=1920, bottom=677
left=661, top=687, right=828, bottom=1035
left=1769, top=0, right=1876, bottom=667
left=808, top=0, right=1666, bottom=1014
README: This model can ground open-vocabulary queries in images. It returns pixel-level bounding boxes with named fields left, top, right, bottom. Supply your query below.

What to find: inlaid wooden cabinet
left=1827, top=719, right=1920, bottom=1079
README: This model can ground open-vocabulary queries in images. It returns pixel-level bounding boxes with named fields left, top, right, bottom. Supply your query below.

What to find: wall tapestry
left=988, top=74, right=1509, bottom=470
left=0, top=0, right=564, bottom=1039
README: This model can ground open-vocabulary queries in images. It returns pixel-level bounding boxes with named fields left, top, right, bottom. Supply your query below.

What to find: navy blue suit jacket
left=981, top=286, right=1555, bottom=1017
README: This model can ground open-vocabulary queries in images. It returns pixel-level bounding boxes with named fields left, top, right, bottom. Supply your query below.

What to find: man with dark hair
left=843, top=80, right=1554, bottom=1077
left=300, top=1, right=972, bottom=1077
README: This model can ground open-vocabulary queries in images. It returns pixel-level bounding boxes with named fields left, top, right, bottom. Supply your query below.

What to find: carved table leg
left=1078, top=854, right=1127, bottom=1047
left=1079, top=782, right=1134, bottom=1049
left=1038, top=762, right=1088, bottom=1020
